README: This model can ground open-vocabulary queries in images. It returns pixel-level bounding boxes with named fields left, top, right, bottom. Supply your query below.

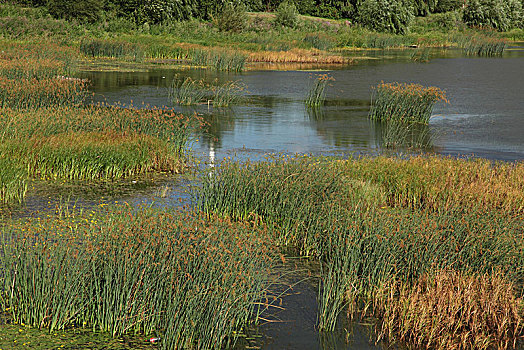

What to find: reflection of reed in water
left=306, top=106, right=325, bottom=120
left=380, top=121, right=433, bottom=150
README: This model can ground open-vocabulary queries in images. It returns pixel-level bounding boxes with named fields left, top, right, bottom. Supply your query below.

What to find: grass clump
left=369, top=82, right=448, bottom=124
left=80, top=38, right=145, bottom=61
left=191, top=49, right=246, bottom=72
left=0, top=206, right=275, bottom=349
left=169, top=75, right=245, bottom=107
left=373, top=270, right=524, bottom=350
left=0, top=77, right=87, bottom=109
left=305, top=74, right=334, bottom=108
left=0, top=158, right=27, bottom=204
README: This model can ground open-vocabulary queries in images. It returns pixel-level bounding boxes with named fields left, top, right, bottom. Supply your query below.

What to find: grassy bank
left=196, top=155, right=524, bottom=349
left=0, top=42, right=201, bottom=204
left=0, top=206, right=275, bottom=349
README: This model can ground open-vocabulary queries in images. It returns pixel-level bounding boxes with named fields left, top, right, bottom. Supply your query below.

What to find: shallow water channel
left=3, top=45, right=524, bottom=349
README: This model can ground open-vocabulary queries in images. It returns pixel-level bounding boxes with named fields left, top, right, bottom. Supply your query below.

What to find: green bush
left=275, top=0, right=300, bottom=28
left=357, top=0, right=414, bottom=34
left=213, top=2, right=248, bottom=32
left=47, top=0, right=104, bottom=23
left=463, top=0, right=523, bottom=31
left=433, top=0, right=463, bottom=13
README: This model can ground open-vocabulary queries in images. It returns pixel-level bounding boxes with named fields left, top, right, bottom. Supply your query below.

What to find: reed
left=169, top=75, right=207, bottom=105
left=248, top=48, right=350, bottom=64
left=0, top=77, right=87, bottom=109
left=0, top=158, right=27, bottom=204
left=369, top=82, right=448, bottom=124
left=381, top=120, right=433, bottom=149
left=372, top=270, right=523, bottom=350
left=212, top=80, right=245, bottom=107
left=196, top=155, right=524, bottom=345
left=0, top=131, right=182, bottom=180
left=80, top=39, right=145, bottom=61
left=191, top=49, right=246, bottom=72
left=453, top=33, right=507, bottom=56
left=305, top=74, right=333, bottom=108
left=0, top=206, right=275, bottom=349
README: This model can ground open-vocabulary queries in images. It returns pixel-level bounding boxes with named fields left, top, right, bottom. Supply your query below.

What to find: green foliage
left=275, top=0, right=300, bottom=28
left=47, top=0, right=104, bottom=23
left=356, top=0, right=415, bottom=34
left=213, top=1, right=248, bottom=32
left=433, top=0, right=463, bottom=13
left=463, top=0, right=523, bottom=31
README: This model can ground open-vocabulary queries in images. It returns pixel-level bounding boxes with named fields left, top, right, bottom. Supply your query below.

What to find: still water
left=82, top=46, right=524, bottom=162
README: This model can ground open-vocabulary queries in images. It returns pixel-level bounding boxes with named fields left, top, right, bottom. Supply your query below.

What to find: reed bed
left=0, top=105, right=200, bottom=154
left=372, top=269, right=523, bottom=350
left=80, top=39, right=145, bottom=61
left=196, top=155, right=524, bottom=346
left=381, top=120, right=433, bottom=149
left=369, top=82, right=448, bottom=124
left=0, top=206, right=275, bottom=349
left=1, top=131, right=181, bottom=180
left=169, top=75, right=245, bottom=107
left=0, top=76, right=87, bottom=109
left=453, top=34, right=507, bottom=56
left=305, top=74, right=333, bottom=108
left=191, top=49, right=246, bottom=72
left=248, top=48, right=351, bottom=64
left=0, top=158, right=27, bottom=204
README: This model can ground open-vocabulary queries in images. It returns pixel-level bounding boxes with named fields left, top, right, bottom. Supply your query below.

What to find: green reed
left=369, top=82, right=448, bottom=124
left=212, top=80, right=245, bottom=107
left=1, top=132, right=181, bottom=180
left=169, top=75, right=208, bottom=105
left=0, top=77, right=87, bottom=109
left=0, top=206, right=274, bottom=349
left=196, top=155, right=524, bottom=345
left=381, top=120, right=433, bottom=149
left=80, top=39, right=145, bottom=61
left=305, top=74, right=333, bottom=108
left=453, top=33, right=507, bottom=56
left=0, top=158, right=27, bottom=204
left=191, top=49, right=246, bottom=72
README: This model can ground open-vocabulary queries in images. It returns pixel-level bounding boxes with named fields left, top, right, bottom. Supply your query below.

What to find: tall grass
left=0, top=158, right=27, bottom=204
left=169, top=75, right=245, bottom=107
left=1, top=131, right=182, bottom=180
left=80, top=39, right=145, bottom=61
left=369, top=82, right=447, bottom=124
left=380, top=120, right=433, bottom=149
left=196, top=155, right=524, bottom=346
left=453, top=33, right=507, bottom=56
left=191, top=49, right=246, bottom=72
left=0, top=77, right=87, bottom=109
left=305, top=74, right=333, bottom=108
left=0, top=207, right=275, bottom=349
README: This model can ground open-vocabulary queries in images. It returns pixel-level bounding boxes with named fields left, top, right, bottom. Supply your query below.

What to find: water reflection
left=80, top=47, right=524, bottom=161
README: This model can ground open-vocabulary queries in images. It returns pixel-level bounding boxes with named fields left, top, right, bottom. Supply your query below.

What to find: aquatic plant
left=305, top=74, right=334, bottom=108
left=381, top=120, right=433, bottom=149
left=169, top=75, right=208, bottom=105
left=212, top=80, right=245, bottom=107
left=0, top=77, right=87, bottom=109
left=80, top=39, right=145, bottom=61
left=372, top=270, right=524, bottom=350
left=0, top=158, right=27, bottom=204
left=369, top=82, right=448, bottom=124
left=191, top=49, right=246, bottom=72
left=452, top=33, right=507, bottom=56
left=0, top=207, right=275, bottom=349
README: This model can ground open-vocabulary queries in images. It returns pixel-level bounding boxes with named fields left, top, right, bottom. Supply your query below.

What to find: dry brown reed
left=248, top=48, right=352, bottom=64
left=372, top=269, right=524, bottom=350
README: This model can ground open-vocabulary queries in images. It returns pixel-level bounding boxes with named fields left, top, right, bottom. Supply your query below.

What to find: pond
left=2, top=46, right=523, bottom=349
left=82, top=45, right=524, bottom=162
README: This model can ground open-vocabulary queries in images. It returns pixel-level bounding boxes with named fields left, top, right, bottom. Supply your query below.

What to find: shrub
left=213, top=2, right=248, bottom=32
left=463, top=0, right=523, bottom=31
left=433, top=0, right=463, bottom=13
left=47, top=0, right=104, bottom=23
left=275, top=0, right=300, bottom=28
left=356, top=0, right=415, bottom=34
